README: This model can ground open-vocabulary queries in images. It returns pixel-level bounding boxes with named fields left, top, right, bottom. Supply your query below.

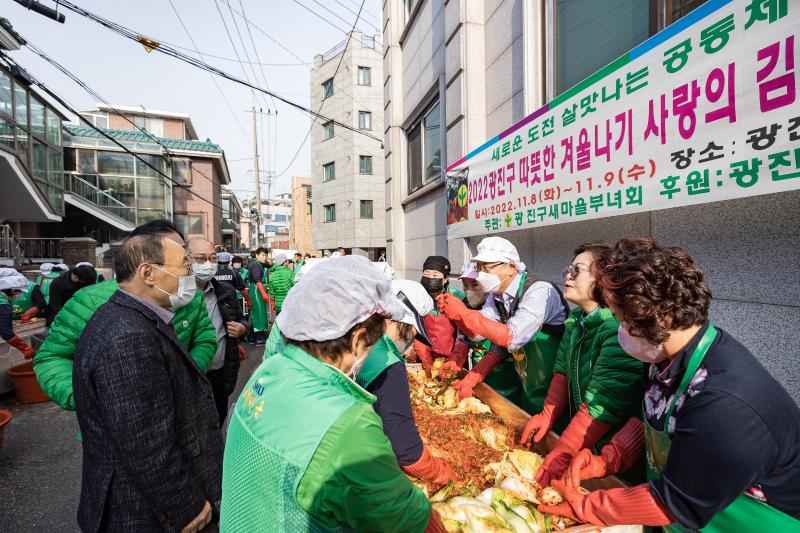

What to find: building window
left=323, top=161, right=335, bottom=181
left=46, top=108, right=61, bottom=146
left=14, top=86, right=27, bottom=126
left=555, top=0, right=650, bottom=95
left=360, top=200, right=373, bottom=219
left=78, top=150, right=97, bottom=174
left=358, top=66, right=371, bottom=86
left=274, top=214, right=287, bottom=222
left=324, top=203, right=336, bottom=222
left=358, top=111, right=372, bottom=130
left=306, top=202, right=312, bottom=215
left=136, top=153, right=162, bottom=178
left=322, top=78, right=334, bottom=99
left=175, top=213, right=204, bottom=235
left=359, top=155, right=373, bottom=175
left=406, top=100, right=441, bottom=193
left=30, top=96, right=45, bottom=139
left=133, top=116, right=165, bottom=137
left=323, top=120, right=334, bottom=140
left=406, top=0, right=418, bottom=17
left=172, top=159, right=192, bottom=185
left=0, top=72, right=11, bottom=117
left=79, top=112, right=108, bottom=129
left=0, top=116, right=13, bottom=150
left=98, top=151, right=135, bottom=176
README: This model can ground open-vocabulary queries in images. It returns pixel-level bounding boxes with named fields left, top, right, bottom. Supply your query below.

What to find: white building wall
left=310, top=32, right=386, bottom=257
left=384, top=0, right=800, bottom=401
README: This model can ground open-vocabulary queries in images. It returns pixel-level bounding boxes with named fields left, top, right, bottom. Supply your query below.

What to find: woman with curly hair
left=541, top=237, right=800, bottom=531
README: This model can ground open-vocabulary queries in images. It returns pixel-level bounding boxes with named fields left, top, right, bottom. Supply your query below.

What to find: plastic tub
left=7, top=361, right=50, bottom=404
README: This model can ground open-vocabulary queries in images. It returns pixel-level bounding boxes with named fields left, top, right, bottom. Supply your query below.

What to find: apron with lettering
left=495, top=273, right=569, bottom=415
left=644, top=325, right=800, bottom=532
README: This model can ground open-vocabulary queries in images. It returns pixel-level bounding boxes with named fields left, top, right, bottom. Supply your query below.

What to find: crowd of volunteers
left=0, top=218, right=798, bottom=532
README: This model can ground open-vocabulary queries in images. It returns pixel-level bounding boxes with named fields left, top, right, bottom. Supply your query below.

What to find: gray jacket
left=73, top=290, right=223, bottom=532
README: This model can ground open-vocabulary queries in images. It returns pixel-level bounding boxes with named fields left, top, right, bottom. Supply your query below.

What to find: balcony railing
left=19, top=238, right=61, bottom=261
left=0, top=225, right=24, bottom=265
left=65, top=174, right=137, bottom=224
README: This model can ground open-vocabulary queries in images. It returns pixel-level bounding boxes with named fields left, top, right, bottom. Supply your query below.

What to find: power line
left=291, top=0, right=350, bottom=34
left=331, top=0, right=380, bottom=33
left=275, top=0, right=367, bottom=179
left=52, top=0, right=383, bottom=146
left=307, top=0, right=372, bottom=35
left=343, top=0, right=382, bottom=24
left=210, top=0, right=263, bottom=109
left=0, top=51, right=225, bottom=211
left=232, top=0, right=277, bottom=110
left=166, top=0, right=251, bottom=148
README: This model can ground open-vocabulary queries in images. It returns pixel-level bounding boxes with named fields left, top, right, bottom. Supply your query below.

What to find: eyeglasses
left=191, top=255, right=218, bottom=265
left=563, top=263, right=591, bottom=279
left=477, top=261, right=504, bottom=273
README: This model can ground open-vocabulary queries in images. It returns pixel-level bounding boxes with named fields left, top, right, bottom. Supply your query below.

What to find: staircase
left=64, top=174, right=136, bottom=231
left=0, top=225, right=24, bottom=267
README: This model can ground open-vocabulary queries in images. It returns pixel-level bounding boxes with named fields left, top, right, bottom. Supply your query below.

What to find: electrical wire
left=230, top=0, right=277, bottom=110
left=0, top=51, right=226, bottom=211
left=330, top=0, right=380, bottom=33
left=343, top=0, right=382, bottom=24
left=306, top=0, right=371, bottom=35
left=166, top=0, right=251, bottom=148
left=51, top=0, right=384, bottom=146
left=210, top=0, right=262, bottom=109
left=291, top=0, right=350, bottom=34
left=273, top=0, right=367, bottom=179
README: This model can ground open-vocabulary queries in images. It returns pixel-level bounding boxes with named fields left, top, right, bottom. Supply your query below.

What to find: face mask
left=465, top=289, right=486, bottom=308
left=152, top=265, right=197, bottom=309
left=477, top=271, right=502, bottom=293
left=232, top=263, right=242, bottom=270
left=394, top=329, right=415, bottom=355
left=617, top=325, right=667, bottom=363
left=420, top=276, right=445, bottom=295
left=192, top=262, right=218, bottom=283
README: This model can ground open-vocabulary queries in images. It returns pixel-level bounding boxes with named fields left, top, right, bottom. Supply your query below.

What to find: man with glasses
left=33, top=220, right=218, bottom=412
left=73, top=233, right=222, bottom=532
left=188, top=239, right=249, bottom=424
left=437, top=236, right=570, bottom=415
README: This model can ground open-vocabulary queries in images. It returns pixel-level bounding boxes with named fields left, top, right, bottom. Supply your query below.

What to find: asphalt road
left=0, top=342, right=265, bottom=532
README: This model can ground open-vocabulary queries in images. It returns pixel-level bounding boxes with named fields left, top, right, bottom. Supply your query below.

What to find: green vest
left=38, top=272, right=59, bottom=304
left=11, top=281, right=37, bottom=318
left=221, top=344, right=373, bottom=532
left=248, top=263, right=269, bottom=331
left=356, top=335, right=403, bottom=389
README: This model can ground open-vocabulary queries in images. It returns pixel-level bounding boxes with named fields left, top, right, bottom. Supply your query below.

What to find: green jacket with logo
left=552, top=307, right=644, bottom=427
left=221, top=343, right=431, bottom=532
left=33, top=280, right=217, bottom=411
left=267, top=265, right=294, bottom=313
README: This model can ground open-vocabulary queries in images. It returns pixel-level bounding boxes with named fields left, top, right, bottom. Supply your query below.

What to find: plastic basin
left=7, top=361, right=50, bottom=404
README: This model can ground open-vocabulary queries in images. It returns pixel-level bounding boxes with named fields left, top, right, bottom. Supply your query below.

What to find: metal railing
left=19, top=238, right=61, bottom=260
left=0, top=225, right=24, bottom=265
left=65, top=174, right=137, bottom=224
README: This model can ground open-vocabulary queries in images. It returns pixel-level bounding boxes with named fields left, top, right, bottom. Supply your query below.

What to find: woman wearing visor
left=221, top=256, right=447, bottom=532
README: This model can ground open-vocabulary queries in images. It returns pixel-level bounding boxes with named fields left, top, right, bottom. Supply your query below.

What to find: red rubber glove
left=241, top=289, right=253, bottom=309
left=238, top=344, right=246, bottom=361
left=534, top=404, right=612, bottom=487
left=567, top=416, right=645, bottom=490
left=520, top=373, right=569, bottom=446
left=255, top=281, right=269, bottom=302
left=440, top=340, right=469, bottom=378
left=453, top=351, right=502, bottom=399
left=20, top=307, right=40, bottom=324
left=437, top=294, right=511, bottom=346
left=425, top=509, right=448, bottom=533
left=401, top=446, right=456, bottom=485
left=7, top=335, right=35, bottom=359
left=413, top=339, right=434, bottom=371
left=539, top=480, right=673, bottom=527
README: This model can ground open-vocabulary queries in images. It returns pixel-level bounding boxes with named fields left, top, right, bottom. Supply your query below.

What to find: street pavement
left=0, top=342, right=265, bottom=532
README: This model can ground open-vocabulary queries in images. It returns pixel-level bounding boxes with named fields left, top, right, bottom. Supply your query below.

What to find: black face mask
left=420, top=276, right=445, bottom=295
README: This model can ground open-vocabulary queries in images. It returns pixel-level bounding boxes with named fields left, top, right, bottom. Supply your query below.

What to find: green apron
left=221, top=344, right=363, bottom=532
left=356, top=334, right=403, bottom=389
left=248, top=263, right=269, bottom=332
left=468, top=337, right=522, bottom=405
left=644, top=325, right=800, bottom=532
left=496, top=273, right=567, bottom=415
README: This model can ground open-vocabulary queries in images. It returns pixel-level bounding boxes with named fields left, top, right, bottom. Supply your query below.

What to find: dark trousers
left=206, top=368, right=230, bottom=425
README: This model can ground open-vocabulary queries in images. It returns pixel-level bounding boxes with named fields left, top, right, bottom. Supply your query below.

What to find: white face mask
left=464, top=288, right=486, bottom=308
left=617, top=325, right=667, bottom=363
left=192, top=262, right=218, bottom=283
left=477, top=271, right=502, bottom=294
left=152, top=265, right=197, bottom=309
left=393, top=328, right=415, bottom=355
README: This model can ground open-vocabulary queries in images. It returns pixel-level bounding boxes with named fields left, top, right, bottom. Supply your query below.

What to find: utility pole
left=250, top=107, right=262, bottom=248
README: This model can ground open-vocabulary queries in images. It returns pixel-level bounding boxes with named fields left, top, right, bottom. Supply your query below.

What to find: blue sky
left=5, top=0, right=383, bottom=202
